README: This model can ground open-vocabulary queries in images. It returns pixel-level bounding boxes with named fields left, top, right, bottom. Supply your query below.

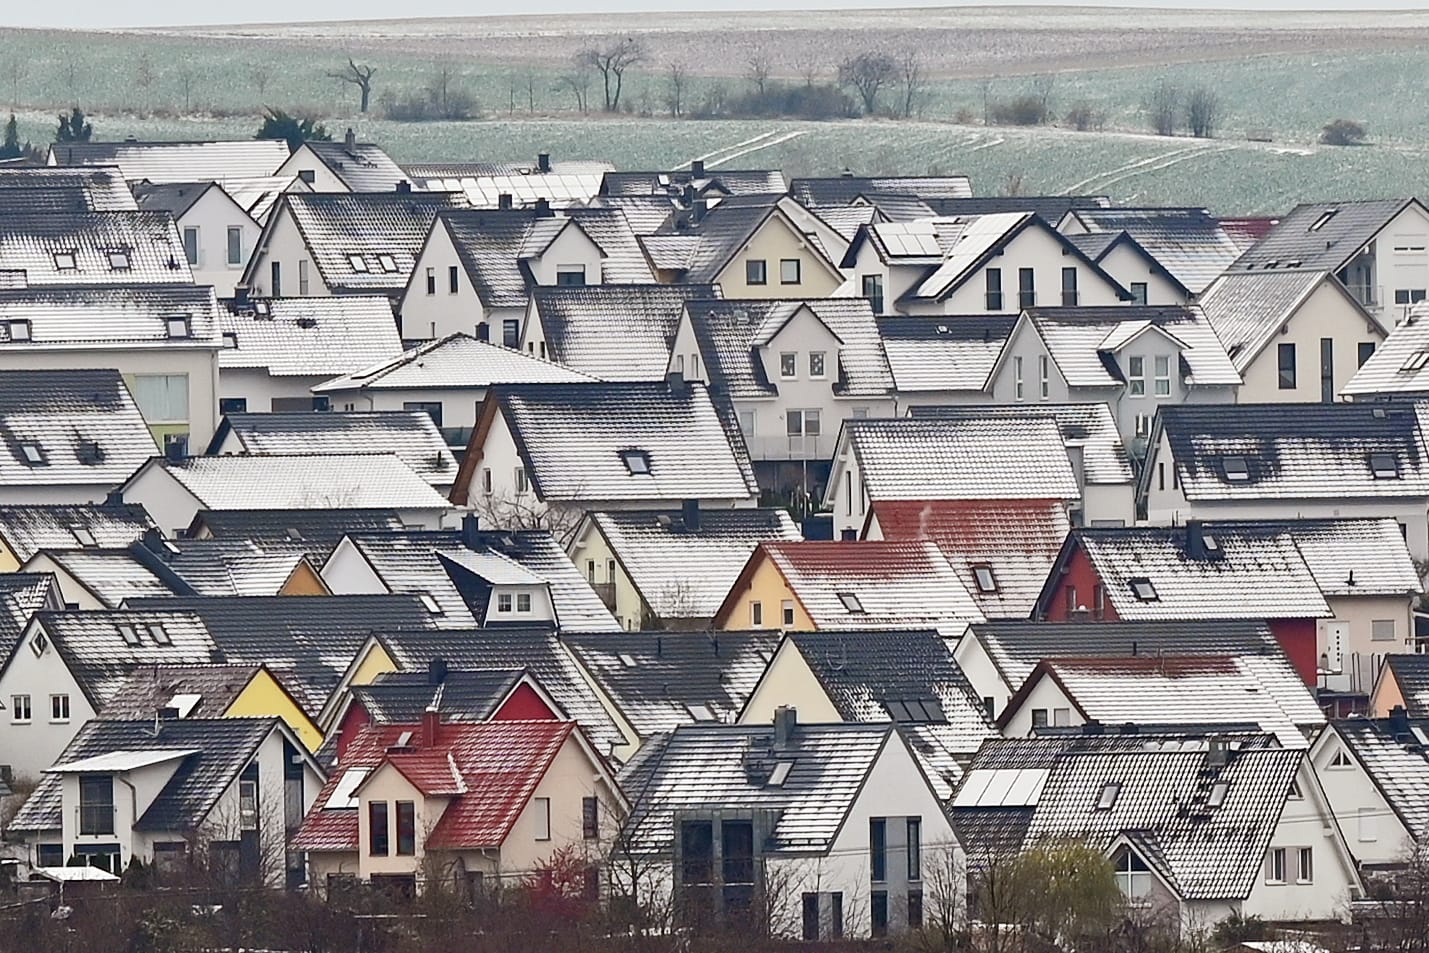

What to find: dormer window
left=971, top=564, right=999, bottom=593
left=1128, top=577, right=1158, bottom=602
left=556, top=264, right=586, bottom=286
left=347, top=254, right=369, bottom=272
left=836, top=591, right=864, bottom=613
left=1095, top=782, right=1120, bottom=810
left=1369, top=452, right=1400, bottom=479
left=166, top=315, right=191, bottom=339
left=53, top=251, right=77, bottom=270
left=7, top=319, right=31, bottom=342
left=1221, top=456, right=1250, bottom=482
left=106, top=249, right=131, bottom=271
left=620, top=449, right=651, bottom=475
left=377, top=254, right=398, bottom=273
left=18, top=442, right=46, bottom=466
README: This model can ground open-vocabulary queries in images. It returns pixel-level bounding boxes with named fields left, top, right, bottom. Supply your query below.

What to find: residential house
left=1139, top=403, right=1429, bottom=559
left=1056, top=206, right=1243, bottom=296
left=0, top=369, right=158, bottom=504
left=206, top=411, right=457, bottom=491
left=563, top=629, right=780, bottom=760
left=0, top=571, right=62, bottom=659
left=1343, top=302, right=1429, bottom=399
left=669, top=298, right=895, bottom=471
left=292, top=717, right=624, bottom=896
left=218, top=294, right=405, bottom=413
left=951, top=731, right=1360, bottom=930
left=20, top=548, right=180, bottom=608
left=0, top=165, right=138, bottom=211
left=0, top=503, right=154, bottom=570
left=567, top=506, right=802, bottom=630
left=524, top=283, right=720, bottom=376
left=862, top=499, right=1071, bottom=620
left=954, top=619, right=1284, bottom=721
left=842, top=213, right=1130, bottom=317
left=397, top=205, right=653, bottom=343
left=185, top=508, right=405, bottom=554
left=451, top=380, right=759, bottom=533
left=984, top=306, right=1240, bottom=451
left=712, top=539, right=985, bottom=634
left=1226, top=198, right=1429, bottom=321
left=1034, top=524, right=1333, bottom=684
left=1197, top=271, right=1387, bottom=403
left=241, top=191, right=467, bottom=301
left=313, top=333, right=594, bottom=446
left=221, top=173, right=312, bottom=225
left=602, top=162, right=785, bottom=201
left=9, top=717, right=322, bottom=886
left=46, top=139, right=290, bottom=185
left=1370, top=655, right=1429, bottom=717
left=274, top=131, right=410, bottom=193
left=787, top=174, right=972, bottom=208
left=134, top=181, right=261, bottom=294
left=917, top=195, right=1110, bottom=219
left=117, top=452, right=453, bottom=535
left=618, top=708, right=960, bottom=939
left=0, top=285, right=225, bottom=448
left=1062, top=230, right=1192, bottom=305
left=739, top=628, right=999, bottom=797
left=408, top=154, right=612, bottom=207
left=876, top=316, right=1015, bottom=405
left=1310, top=713, right=1429, bottom=870
left=0, top=211, right=194, bottom=286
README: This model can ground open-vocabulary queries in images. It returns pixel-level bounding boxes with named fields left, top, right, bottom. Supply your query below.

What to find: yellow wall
left=717, top=555, right=813, bottom=631
left=280, top=560, right=332, bottom=595
left=224, top=668, right=325, bottom=752
left=739, top=641, right=843, bottom=725
left=351, top=642, right=398, bottom=687
left=568, top=522, right=645, bottom=630
left=0, top=538, right=20, bottom=572
left=715, top=214, right=842, bottom=300
left=1370, top=669, right=1407, bottom=718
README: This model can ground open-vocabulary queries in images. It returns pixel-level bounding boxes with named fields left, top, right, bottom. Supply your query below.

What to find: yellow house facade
left=713, top=208, right=845, bottom=300
left=712, top=547, right=813, bottom=631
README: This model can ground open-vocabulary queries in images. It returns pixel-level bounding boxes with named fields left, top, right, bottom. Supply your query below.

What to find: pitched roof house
left=524, top=283, right=720, bottom=378
left=1056, top=206, right=1243, bottom=296
left=1371, top=654, right=1429, bottom=718
left=46, top=139, right=290, bottom=184
left=0, top=502, right=154, bottom=570
left=133, top=180, right=262, bottom=295
left=876, top=316, right=1015, bottom=402
left=1062, top=229, right=1193, bottom=305
left=1311, top=713, right=1429, bottom=870
left=0, top=165, right=138, bottom=211
left=788, top=174, right=972, bottom=207
left=0, top=211, right=194, bottom=286
left=275, top=132, right=410, bottom=193
left=1343, top=302, right=1429, bottom=399
left=409, top=155, right=611, bottom=207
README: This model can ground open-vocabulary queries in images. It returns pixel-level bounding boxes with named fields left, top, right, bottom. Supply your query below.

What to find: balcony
left=591, top=582, right=617, bottom=612
left=77, top=804, right=115, bottom=836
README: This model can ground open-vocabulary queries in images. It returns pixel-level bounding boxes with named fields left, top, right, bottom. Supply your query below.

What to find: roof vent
left=295, top=316, right=317, bottom=329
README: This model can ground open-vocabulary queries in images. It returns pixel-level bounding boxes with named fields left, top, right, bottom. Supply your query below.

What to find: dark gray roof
left=47, top=139, right=290, bottom=183
left=0, top=502, right=154, bottom=563
left=1331, top=717, right=1429, bottom=839
left=925, top=194, right=1109, bottom=219
left=601, top=169, right=786, bottom=199
left=1024, top=306, right=1241, bottom=388
left=1197, top=271, right=1379, bottom=373
left=1231, top=199, right=1420, bottom=273
left=132, top=181, right=219, bottom=219
left=562, top=630, right=780, bottom=739
left=0, top=211, right=193, bottom=285
left=351, top=667, right=530, bottom=724
left=96, top=663, right=261, bottom=719
left=127, top=534, right=323, bottom=598
left=208, top=411, right=456, bottom=485
left=314, top=333, right=593, bottom=393
left=36, top=548, right=178, bottom=606
left=190, top=508, right=404, bottom=554
left=0, top=284, right=223, bottom=347
left=0, top=369, right=157, bottom=488
left=1344, top=305, right=1429, bottom=397
left=877, top=316, right=1015, bottom=393
left=789, top=175, right=973, bottom=206
left=0, top=573, right=59, bottom=662
left=10, top=717, right=282, bottom=834
left=1061, top=207, right=1241, bottom=295
left=218, top=296, right=404, bottom=377
left=0, top=166, right=138, bottom=211
left=1384, top=655, right=1429, bottom=718
left=651, top=199, right=787, bottom=284
left=531, top=284, right=720, bottom=381
left=301, top=139, right=409, bottom=192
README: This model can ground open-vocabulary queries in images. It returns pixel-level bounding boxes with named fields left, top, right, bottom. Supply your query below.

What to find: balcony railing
left=591, top=582, right=617, bottom=612
left=77, top=804, right=115, bottom=836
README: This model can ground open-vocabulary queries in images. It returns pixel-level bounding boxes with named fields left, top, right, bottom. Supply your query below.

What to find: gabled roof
left=127, top=453, right=452, bottom=513
left=1202, top=517, right=1419, bottom=597
left=48, top=139, right=290, bottom=183
left=619, top=720, right=899, bottom=855
left=1197, top=270, right=1384, bottom=373
left=0, top=166, right=138, bottom=211
left=0, top=369, right=158, bottom=487
left=1344, top=304, right=1429, bottom=397
left=222, top=174, right=310, bottom=223
left=29, top=548, right=178, bottom=606
left=350, top=667, right=543, bottom=724
left=189, top=508, right=404, bottom=553
left=1151, top=402, right=1429, bottom=501
left=1329, top=716, right=1429, bottom=839
left=0, top=503, right=154, bottom=564
left=293, top=719, right=577, bottom=852
left=95, top=662, right=262, bottom=719
left=530, top=284, right=719, bottom=381
left=728, top=539, right=985, bottom=632
left=912, top=403, right=1135, bottom=486
left=0, top=573, right=59, bottom=662
left=602, top=168, right=786, bottom=199
left=218, top=296, right=403, bottom=377
left=651, top=199, right=839, bottom=285
left=409, top=162, right=610, bottom=207
left=685, top=298, right=893, bottom=399
left=299, top=139, right=409, bottom=192
left=126, top=534, right=326, bottom=598
left=315, top=332, right=594, bottom=394
left=586, top=508, right=802, bottom=620
left=924, top=194, right=1109, bottom=219
left=1022, top=306, right=1241, bottom=388
left=468, top=381, right=758, bottom=504
left=1230, top=199, right=1425, bottom=274
left=563, top=629, right=780, bottom=739
left=133, top=181, right=234, bottom=221
left=0, top=284, right=223, bottom=348
left=1061, top=206, right=1242, bottom=295
left=11, top=717, right=289, bottom=834
left=877, top=316, right=1015, bottom=393
left=870, top=499, right=1070, bottom=619
left=1383, top=655, right=1429, bottom=718
left=208, top=411, right=456, bottom=485
left=789, top=175, right=973, bottom=206
left=0, top=211, right=193, bottom=285
left=585, top=194, right=678, bottom=235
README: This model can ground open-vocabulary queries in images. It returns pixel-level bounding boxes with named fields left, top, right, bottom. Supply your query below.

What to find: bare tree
left=251, top=64, right=272, bottom=99
left=555, top=70, right=591, bottom=114
left=178, top=66, right=196, bottom=113
left=577, top=37, right=645, bottom=112
left=134, top=54, right=155, bottom=103
left=1147, top=79, right=1180, bottom=136
left=328, top=57, right=377, bottom=113
left=747, top=51, right=772, bottom=97
left=838, top=50, right=898, bottom=115
left=525, top=69, right=537, bottom=112
left=6, top=58, right=23, bottom=109
left=898, top=50, right=927, bottom=119
left=1185, top=85, right=1219, bottom=138
left=797, top=59, right=820, bottom=90
left=665, top=62, right=688, bottom=118
left=1032, top=74, right=1055, bottom=120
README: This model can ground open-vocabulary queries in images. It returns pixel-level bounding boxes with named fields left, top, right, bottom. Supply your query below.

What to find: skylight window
left=836, top=591, right=864, bottom=613
left=971, top=564, right=999, bottom=594
left=52, top=251, right=77, bottom=271
left=222, top=332, right=238, bottom=348
left=7, top=320, right=30, bottom=342
left=1207, top=781, right=1230, bottom=808
left=885, top=699, right=947, bottom=723
left=69, top=526, right=96, bottom=547
left=1369, top=452, right=1400, bottom=479
left=1309, top=209, right=1338, bottom=232
left=1404, top=350, right=1429, bottom=372
left=417, top=592, right=444, bottom=615
left=1221, top=456, right=1250, bottom=481
left=686, top=703, right=716, bottom=722
left=148, top=624, right=171, bottom=646
left=1095, top=782, right=1120, bottom=810
left=326, top=768, right=370, bottom=809
left=118, top=624, right=141, bottom=646
left=767, top=760, right=795, bottom=787
left=18, top=442, right=46, bottom=466
left=1201, top=533, right=1222, bottom=555
left=620, top=449, right=651, bottom=475
left=618, top=653, right=638, bottom=668
left=166, top=315, right=191, bottom=339
left=377, top=254, right=398, bottom=273
left=347, top=254, right=369, bottom=272
left=106, top=250, right=131, bottom=271
left=1128, top=577, right=1159, bottom=602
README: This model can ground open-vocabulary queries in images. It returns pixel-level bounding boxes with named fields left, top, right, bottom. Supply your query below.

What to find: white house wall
left=180, top=189, right=261, bottom=296
left=399, top=221, right=490, bottom=341
left=1374, top=204, right=1429, bottom=325
left=275, top=147, right=350, bottom=194
left=118, top=466, right=208, bottom=538
left=1319, top=594, right=1416, bottom=696
left=1235, top=281, right=1385, bottom=404
left=220, top=367, right=327, bottom=413
left=1311, top=729, right=1416, bottom=869
left=1094, top=243, right=1188, bottom=306
left=0, top=625, right=98, bottom=781
left=951, top=635, right=1012, bottom=722
left=248, top=206, right=330, bottom=299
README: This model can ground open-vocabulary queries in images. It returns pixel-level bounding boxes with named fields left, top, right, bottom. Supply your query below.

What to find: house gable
left=738, top=636, right=844, bottom=726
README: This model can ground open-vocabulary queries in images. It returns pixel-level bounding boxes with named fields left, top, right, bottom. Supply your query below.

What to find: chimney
left=232, top=285, right=251, bottom=310
left=537, top=152, right=551, bottom=173
left=395, top=180, right=412, bottom=193
left=692, top=197, right=708, bottom=223
left=1391, top=704, right=1412, bottom=738
left=103, top=489, right=124, bottom=507
left=164, top=438, right=186, bottom=464
left=298, top=169, right=316, bottom=185
left=428, top=656, right=448, bottom=686
left=773, top=706, right=796, bottom=749
left=691, top=159, right=705, bottom=178
left=681, top=499, right=701, bottom=531
left=1083, top=721, right=1104, bottom=735
left=1185, top=519, right=1206, bottom=559
left=665, top=368, right=687, bottom=394
left=461, top=513, right=482, bottom=549
left=344, top=127, right=356, bottom=151
left=1206, top=736, right=1230, bottom=769
left=498, top=193, right=513, bottom=210
left=1119, top=722, right=1139, bottom=735
left=142, top=527, right=171, bottom=558
left=533, top=197, right=552, bottom=218
left=421, top=705, right=440, bottom=748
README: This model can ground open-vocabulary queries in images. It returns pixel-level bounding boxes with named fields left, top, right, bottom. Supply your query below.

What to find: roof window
left=1207, top=780, right=1230, bottom=808
left=166, top=315, right=191, bottom=339
left=7, top=319, right=31, bottom=342
left=347, top=254, right=369, bottom=272
left=222, top=331, right=238, bottom=348
left=1095, top=782, right=1120, bottom=810
left=1309, top=209, right=1338, bottom=232
left=118, top=624, right=141, bottom=646
left=69, top=526, right=96, bottom=547
left=620, top=449, right=651, bottom=475
left=767, top=760, right=795, bottom=787
left=618, top=653, right=638, bottom=668
left=53, top=251, right=77, bottom=271
left=377, top=254, right=398, bottom=273
left=148, top=624, right=171, bottom=646
left=885, top=699, right=947, bottom=723
left=1369, top=452, right=1400, bottom=479
left=836, top=591, right=864, bottom=613
left=1128, top=577, right=1158, bottom=602
left=1221, top=456, right=1250, bottom=482
left=417, top=592, right=444, bottom=615
left=106, top=249, right=131, bottom=271
left=971, top=564, right=999, bottom=594
left=326, top=768, right=369, bottom=810
left=18, top=442, right=46, bottom=466
left=686, top=703, right=716, bottom=722
left=1402, top=349, right=1429, bottom=372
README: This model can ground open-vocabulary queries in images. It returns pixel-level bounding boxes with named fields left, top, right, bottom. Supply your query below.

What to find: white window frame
left=780, top=352, right=797, bottom=379
left=11, top=693, right=30, bottom=723
left=1038, top=355, right=1050, bottom=399
left=1154, top=354, right=1172, bottom=396
left=1296, top=847, right=1313, bottom=884
left=50, top=693, right=70, bottom=723
left=533, top=797, right=551, bottom=841
left=1014, top=356, right=1024, bottom=401
left=809, top=351, right=826, bottom=379
left=1265, top=847, right=1287, bottom=884
left=1128, top=355, right=1146, bottom=396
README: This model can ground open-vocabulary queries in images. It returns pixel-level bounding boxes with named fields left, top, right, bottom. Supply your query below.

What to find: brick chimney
left=421, top=705, right=440, bottom=748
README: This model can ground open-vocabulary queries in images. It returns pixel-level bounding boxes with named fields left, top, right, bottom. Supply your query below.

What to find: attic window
left=1221, top=456, right=1250, bottom=481
left=326, top=768, right=370, bottom=810
left=767, top=760, right=795, bottom=787
left=347, top=254, right=369, bottom=272
left=118, top=624, right=141, bottom=646
left=222, top=332, right=238, bottom=348
left=1309, top=209, right=1338, bottom=232
left=377, top=254, right=398, bottom=273
left=971, top=564, right=999, bottom=594
left=6, top=320, right=31, bottom=342
left=148, top=624, right=171, bottom=646
left=53, top=251, right=77, bottom=270
left=1207, top=781, right=1230, bottom=808
left=166, top=315, right=191, bottom=339
left=686, top=703, right=716, bottom=722
left=70, top=526, right=96, bottom=547
left=1403, top=350, right=1429, bottom=372
left=1328, top=750, right=1353, bottom=769
left=18, top=442, right=46, bottom=466
left=1095, top=782, right=1120, bottom=810
left=836, top=591, right=864, bottom=613
left=1288, top=779, right=1303, bottom=799
left=618, top=653, right=638, bottom=668
left=106, top=250, right=131, bottom=271
left=1128, top=577, right=1158, bottom=602
left=620, top=449, right=651, bottom=475
left=1369, top=452, right=1400, bottom=479
left=30, top=631, right=47, bottom=656
left=417, top=592, right=444, bottom=615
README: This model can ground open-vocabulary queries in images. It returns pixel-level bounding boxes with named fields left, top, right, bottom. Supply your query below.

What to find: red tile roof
left=291, top=719, right=575, bottom=852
